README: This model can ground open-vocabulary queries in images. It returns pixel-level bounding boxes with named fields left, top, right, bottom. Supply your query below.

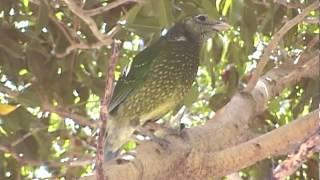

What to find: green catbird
left=105, top=14, right=230, bottom=160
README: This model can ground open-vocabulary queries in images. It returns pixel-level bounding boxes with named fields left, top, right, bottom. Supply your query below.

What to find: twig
left=0, top=84, right=97, bottom=128
left=96, top=41, right=122, bottom=180
left=49, top=14, right=75, bottom=45
left=56, top=41, right=108, bottom=58
left=62, top=0, right=113, bottom=42
left=11, top=127, right=46, bottom=147
left=244, top=1, right=320, bottom=92
left=306, top=36, right=319, bottom=49
left=304, top=17, right=320, bottom=24
left=272, top=130, right=320, bottom=179
left=0, top=84, right=19, bottom=97
left=0, top=144, right=93, bottom=167
left=55, top=24, right=121, bottom=58
left=42, top=103, right=97, bottom=128
left=252, top=0, right=270, bottom=7
left=29, top=0, right=80, bottom=57
left=32, top=0, right=124, bottom=57
left=274, top=0, right=305, bottom=9
left=85, top=0, right=141, bottom=16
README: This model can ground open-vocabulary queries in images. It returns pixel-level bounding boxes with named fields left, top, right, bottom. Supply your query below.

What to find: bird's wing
left=109, top=37, right=166, bottom=113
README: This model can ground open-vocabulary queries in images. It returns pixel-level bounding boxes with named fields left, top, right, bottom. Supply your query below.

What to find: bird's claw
left=152, top=135, right=171, bottom=150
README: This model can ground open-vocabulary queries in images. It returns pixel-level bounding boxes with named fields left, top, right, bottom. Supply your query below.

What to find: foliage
left=0, top=0, right=318, bottom=179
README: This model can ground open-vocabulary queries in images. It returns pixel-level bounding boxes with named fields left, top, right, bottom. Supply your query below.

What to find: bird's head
left=166, top=14, right=230, bottom=43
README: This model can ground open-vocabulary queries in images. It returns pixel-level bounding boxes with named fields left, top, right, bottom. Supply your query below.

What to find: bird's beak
left=213, top=21, right=231, bottom=32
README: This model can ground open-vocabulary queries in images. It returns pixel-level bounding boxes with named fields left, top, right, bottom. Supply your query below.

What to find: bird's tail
left=104, top=125, right=136, bottom=161
left=104, top=148, right=119, bottom=161
left=104, top=129, right=119, bottom=161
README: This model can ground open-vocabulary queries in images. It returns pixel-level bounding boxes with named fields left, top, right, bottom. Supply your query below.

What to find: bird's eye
left=197, top=15, right=207, bottom=22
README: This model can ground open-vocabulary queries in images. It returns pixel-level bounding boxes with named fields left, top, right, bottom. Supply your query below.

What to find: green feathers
left=105, top=14, right=230, bottom=160
left=109, top=38, right=165, bottom=114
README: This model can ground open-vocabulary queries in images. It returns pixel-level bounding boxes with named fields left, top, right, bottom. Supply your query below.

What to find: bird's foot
left=138, top=121, right=181, bottom=139
left=151, top=135, right=171, bottom=150
left=141, top=121, right=163, bottom=133
left=104, top=149, right=120, bottom=161
left=135, top=121, right=182, bottom=153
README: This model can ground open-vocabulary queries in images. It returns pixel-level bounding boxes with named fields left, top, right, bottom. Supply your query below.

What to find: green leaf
left=22, top=0, right=29, bottom=8
left=0, top=107, right=35, bottom=132
left=16, top=85, right=41, bottom=107
left=151, top=0, right=173, bottom=26
left=123, top=140, right=137, bottom=151
left=0, top=104, right=19, bottom=115
left=126, top=5, right=143, bottom=25
left=222, top=0, right=232, bottom=16
left=202, top=0, right=219, bottom=18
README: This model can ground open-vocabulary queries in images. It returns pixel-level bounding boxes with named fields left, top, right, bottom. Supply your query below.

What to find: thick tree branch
left=167, top=110, right=319, bottom=179
left=186, top=52, right=319, bottom=153
left=245, top=1, right=319, bottom=92
left=81, top=109, right=319, bottom=180
left=81, top=50, right=319, bottom=179
left=251, top=52, right=319, bottom=113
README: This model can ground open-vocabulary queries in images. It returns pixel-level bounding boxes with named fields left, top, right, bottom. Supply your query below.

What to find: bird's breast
left=115, top=42, right=200, bottom=124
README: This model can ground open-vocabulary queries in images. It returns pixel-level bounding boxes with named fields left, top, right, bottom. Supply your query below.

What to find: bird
left=105, top=14, right=230, bottom=160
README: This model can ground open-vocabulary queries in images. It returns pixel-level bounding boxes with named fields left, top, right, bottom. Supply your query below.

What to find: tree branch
left=11, top=127, right=46, bottom=147
left=57, top=0, right=122, bottom=57
left=272, top=131, right=320, bottom=179
left=42, top=103, right=97, bottom=128
left=0, top=144, right=92, bottom=167
left=55, top=41, right=112, bottom=58
left=275, top=0, right=305, bottom=9
left=0, top=84, right=19, bottom=97
left=62, top=0, right=110, bottom=42
left=244, top=1, right=319, bottom=92
left=49, top=14, right=75, bottom=45
left=251, top=52, right=319, bottom=113
left=84, top=0, right=141, bottom=17
left=166, top=110, right=319, bottom=179
left=96, top=42, right=122, bottom=180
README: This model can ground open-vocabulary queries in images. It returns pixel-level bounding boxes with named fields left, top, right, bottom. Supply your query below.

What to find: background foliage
left=0, top=0, right=318, bottom=179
